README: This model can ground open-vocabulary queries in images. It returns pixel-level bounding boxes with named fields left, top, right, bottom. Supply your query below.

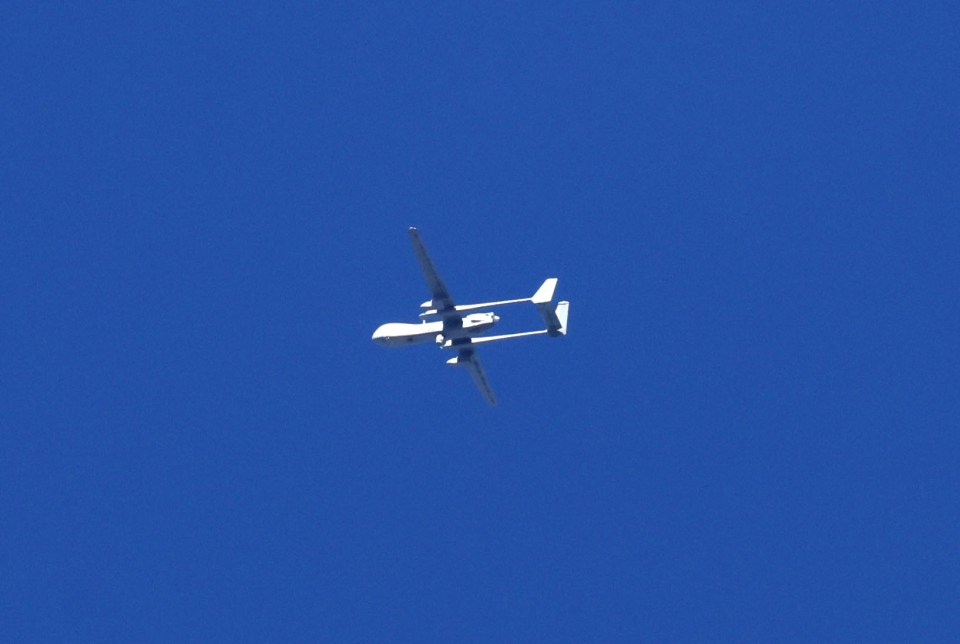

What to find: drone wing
left=408, top=227, right=456, bottom=315
left=447, top=350, right=496, bottom=406
left=409, top=227, right=496, bottom=406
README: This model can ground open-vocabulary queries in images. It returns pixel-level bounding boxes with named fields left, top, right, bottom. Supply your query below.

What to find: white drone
left=372, top=227, right=569, bottom=405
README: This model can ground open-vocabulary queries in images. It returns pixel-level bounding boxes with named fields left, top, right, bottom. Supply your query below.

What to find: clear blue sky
left=2, top=3, right=958, bottom=641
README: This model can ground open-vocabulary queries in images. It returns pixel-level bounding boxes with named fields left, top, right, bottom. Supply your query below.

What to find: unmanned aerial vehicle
left=372, top=227, right=569, bottom=405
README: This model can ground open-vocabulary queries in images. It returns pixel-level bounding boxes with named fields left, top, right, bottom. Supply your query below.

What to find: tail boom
left=419, top=278, right=559, bottom=319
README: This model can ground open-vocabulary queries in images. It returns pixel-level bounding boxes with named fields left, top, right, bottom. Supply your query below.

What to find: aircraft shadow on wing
left=372, top=227, right=569, bottom=406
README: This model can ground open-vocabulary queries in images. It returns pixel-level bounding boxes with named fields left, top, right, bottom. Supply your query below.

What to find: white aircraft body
left=372, top=227, right=569, bottom=406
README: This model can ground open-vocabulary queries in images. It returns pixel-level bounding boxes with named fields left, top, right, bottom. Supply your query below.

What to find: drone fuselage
left=372, top=312, right=498, bottom=347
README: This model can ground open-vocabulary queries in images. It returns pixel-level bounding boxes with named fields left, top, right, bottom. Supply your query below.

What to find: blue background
left=2, top=3, right=958, bottom=641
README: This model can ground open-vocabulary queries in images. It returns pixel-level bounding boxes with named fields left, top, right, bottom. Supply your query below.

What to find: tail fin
left=553, top=301, right=569, bottom=336
left=531, top=278, right=558, bottom=305
left=536, top=299, right=570, bottom=337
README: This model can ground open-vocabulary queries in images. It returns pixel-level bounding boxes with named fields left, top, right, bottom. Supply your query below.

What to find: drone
left=372, top=227, right=569, bottom=405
